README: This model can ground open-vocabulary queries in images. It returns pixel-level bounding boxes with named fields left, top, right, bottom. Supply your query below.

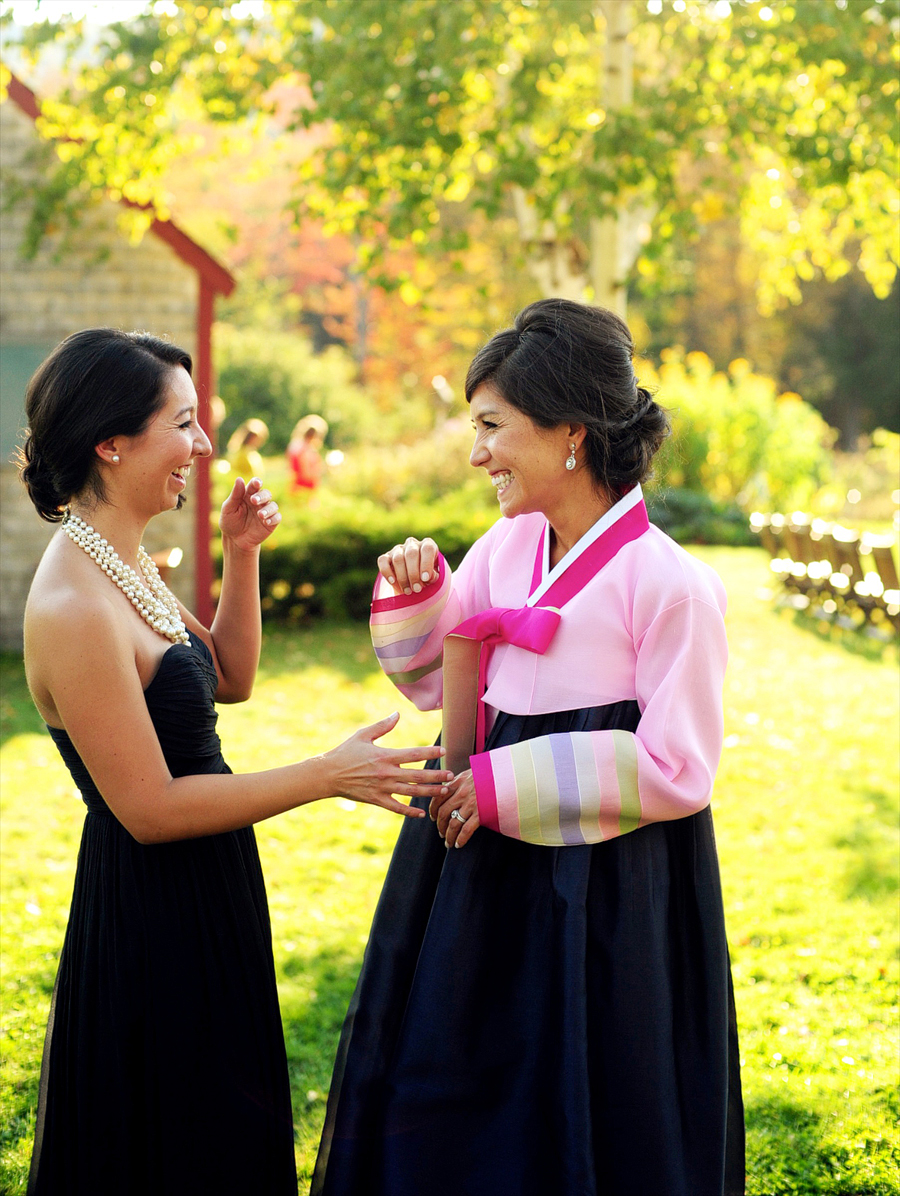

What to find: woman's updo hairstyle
left=20, top=328, right=192, bottom=522
left=465, top=299, right=669, bottom=494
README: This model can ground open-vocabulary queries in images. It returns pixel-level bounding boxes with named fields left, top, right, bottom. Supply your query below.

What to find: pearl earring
left=112, top=454, right=120, bottom=463
left=565, top=444, right=576, bottom=471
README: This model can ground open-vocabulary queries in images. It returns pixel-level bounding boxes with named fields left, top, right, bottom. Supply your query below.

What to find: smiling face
left=113, top=367, right=212, bottom=517
left=469, top=384, right=575, bottom=521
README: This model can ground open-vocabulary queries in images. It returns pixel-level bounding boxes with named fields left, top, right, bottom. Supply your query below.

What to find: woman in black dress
left=21, top=328, right=452, bottom=1196
left=313, top=300, right=744, bottom=1196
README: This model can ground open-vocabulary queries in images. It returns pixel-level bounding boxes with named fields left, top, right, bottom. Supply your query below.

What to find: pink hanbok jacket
left=370, top=485, right=728, bottom=847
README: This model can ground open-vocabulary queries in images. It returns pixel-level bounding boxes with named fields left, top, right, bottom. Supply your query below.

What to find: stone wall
left=0, top=96, right=201, bottom=650
left=0, top=100, right=199, bottom=349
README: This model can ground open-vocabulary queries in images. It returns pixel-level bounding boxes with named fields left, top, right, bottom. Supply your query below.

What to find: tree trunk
left=589, top=0, right=634, bottom=318
left=511, top=1, right=643, bottom=315
left=510, top=188, right=588, bottom=301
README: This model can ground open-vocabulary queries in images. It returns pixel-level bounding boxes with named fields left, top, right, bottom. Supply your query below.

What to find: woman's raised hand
left=377, top=537, right=440, bottom=596
left=219, top=476, right=281, bottom=549
left=324, top=711, right=453, bottom=818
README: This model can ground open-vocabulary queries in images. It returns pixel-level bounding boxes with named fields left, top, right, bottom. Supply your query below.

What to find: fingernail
left=413, top=583, right=422, bottom=593
left=429, top=813, right=435, bottom=822
left=388, top=576, right=395, bottom=585
left=404, top=588, right=411, bottom=595
left=421, top=571, right=430, bottom=581
left=454, top=841, right=462, bottom=849
left=440, top=786, right=448, bottom=795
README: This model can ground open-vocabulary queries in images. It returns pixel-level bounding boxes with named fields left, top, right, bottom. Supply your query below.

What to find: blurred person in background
left=287, top=413, right=329, bottom=496
left=313, top=299, right=744, bottom=1196
left=226, top=415, right=269, bottom=479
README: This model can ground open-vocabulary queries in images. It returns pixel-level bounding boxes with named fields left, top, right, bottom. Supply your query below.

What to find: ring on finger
left=450, top=809, right=466, bottom=824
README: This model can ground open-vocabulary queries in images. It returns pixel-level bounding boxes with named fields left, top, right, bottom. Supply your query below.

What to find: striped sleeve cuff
left=472, top=730, right=643, bottom=846
left=370, top=555, right=450, bottom=686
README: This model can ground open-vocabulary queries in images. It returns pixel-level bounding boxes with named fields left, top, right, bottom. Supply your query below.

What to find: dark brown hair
left=20, top=328, right=192, bottom=522
left=465, top=299, right=669, bottom=493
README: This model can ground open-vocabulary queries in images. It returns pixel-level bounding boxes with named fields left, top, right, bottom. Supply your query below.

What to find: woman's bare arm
left=30, top=597, right=449, bottom=846
left=180, top=476, right=280, bottom=702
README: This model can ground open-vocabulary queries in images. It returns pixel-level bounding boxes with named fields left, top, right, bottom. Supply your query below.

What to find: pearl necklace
left=62, top=511, right=190, bottom=645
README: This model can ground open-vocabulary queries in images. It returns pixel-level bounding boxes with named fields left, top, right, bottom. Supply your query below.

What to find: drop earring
left=565, top=444, right=576, bottom=471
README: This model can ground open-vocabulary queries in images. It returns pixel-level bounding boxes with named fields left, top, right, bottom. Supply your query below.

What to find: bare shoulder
left=26, top=539, right=122, bottom=644
left=25, top=540, right=133, bottom=717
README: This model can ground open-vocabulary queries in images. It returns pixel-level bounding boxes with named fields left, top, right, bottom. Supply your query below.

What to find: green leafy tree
left=3, top=0, right=897, bottom=316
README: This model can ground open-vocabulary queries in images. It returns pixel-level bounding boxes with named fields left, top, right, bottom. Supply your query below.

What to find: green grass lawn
left=2, top=546, right=898, bottom=1194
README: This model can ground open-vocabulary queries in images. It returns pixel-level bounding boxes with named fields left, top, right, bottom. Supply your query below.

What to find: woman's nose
left=470, top=435, right=489, bottom=468
left=195, top=426, right=213, bottom=458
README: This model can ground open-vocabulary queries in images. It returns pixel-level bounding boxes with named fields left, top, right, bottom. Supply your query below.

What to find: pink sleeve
left=472, top=597, right=727, bottom=845
left=369, top=534, right=496, bottom=712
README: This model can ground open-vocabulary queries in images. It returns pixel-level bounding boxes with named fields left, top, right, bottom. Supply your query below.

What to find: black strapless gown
left=28, top=633, right=297, bottom=1196
left=312, top=701, right=745, bottom=1196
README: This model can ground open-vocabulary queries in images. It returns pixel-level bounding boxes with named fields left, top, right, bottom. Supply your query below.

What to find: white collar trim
left=528, top=484, right=644, bottom=607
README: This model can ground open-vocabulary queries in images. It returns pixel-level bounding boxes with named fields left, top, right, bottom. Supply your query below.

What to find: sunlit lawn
left=2, top=546, right=898, bottom=1194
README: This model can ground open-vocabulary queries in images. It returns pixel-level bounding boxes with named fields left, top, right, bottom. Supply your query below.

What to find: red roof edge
left=3, top=69, right=235, bottom=297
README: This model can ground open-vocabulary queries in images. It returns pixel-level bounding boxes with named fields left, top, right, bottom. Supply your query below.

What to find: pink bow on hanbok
left=441, top=496, right=650, bottom=772
left=442, top=606, right=561, bottom=765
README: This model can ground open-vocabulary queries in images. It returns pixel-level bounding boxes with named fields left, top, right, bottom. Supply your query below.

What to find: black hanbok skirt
left=312, top=700, right=744, bottom=1196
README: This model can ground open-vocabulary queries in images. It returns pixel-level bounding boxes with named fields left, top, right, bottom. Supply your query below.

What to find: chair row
left=750, top=512, right=899, bottom=635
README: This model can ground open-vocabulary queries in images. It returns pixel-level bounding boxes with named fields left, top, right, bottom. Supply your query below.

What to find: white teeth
left=491, top=472, right=513, bottom=489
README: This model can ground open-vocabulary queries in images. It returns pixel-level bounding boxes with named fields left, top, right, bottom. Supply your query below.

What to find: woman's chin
left=496, top=489, right=524, bottom=519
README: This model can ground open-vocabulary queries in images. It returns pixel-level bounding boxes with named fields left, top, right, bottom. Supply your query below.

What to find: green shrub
left=813, top=429, right=900, bottom=524
left=214, top=324, right=409, bottom=453
left=643, top=350, right=837, bottom=512
left=328, top=421, right=490, bottom=509
left=212, top=484, right=497, bottom=622
left=645, top=488, right=756, bottom=547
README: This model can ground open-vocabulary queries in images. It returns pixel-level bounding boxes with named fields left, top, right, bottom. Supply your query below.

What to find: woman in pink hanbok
left=313, top=300, right=745, bottom=1196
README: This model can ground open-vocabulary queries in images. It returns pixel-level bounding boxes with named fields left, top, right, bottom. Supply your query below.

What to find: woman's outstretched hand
left=220, top=476, right=282, bottom=549
left=430, top=770, right=480, bottom=847
left=377, top=537, right=440, bottom=596
left=325, top=712, right=453, bottom=818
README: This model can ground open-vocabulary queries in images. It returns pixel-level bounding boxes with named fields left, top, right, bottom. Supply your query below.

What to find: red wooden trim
left=147, top=212, right=235, bottom=297
left=194, top=278, right=216, bottom=629
left=4, top=71, right=235, bottom=295
left=5, top=73, right=40, bottom=121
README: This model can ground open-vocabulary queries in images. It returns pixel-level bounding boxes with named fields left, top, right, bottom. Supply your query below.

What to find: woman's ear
left=95, top=439, right=121, bottom=465
left=566, top=423, right=587, bottom=452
